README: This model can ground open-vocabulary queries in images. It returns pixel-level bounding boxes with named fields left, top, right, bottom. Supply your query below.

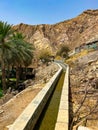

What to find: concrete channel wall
left=55, top=64, right=69, bottom=130
left=9, top=64, right=62, bottom=130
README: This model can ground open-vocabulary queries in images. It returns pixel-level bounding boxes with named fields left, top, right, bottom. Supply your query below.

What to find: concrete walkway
left=55, top=62, right=69, bottom=130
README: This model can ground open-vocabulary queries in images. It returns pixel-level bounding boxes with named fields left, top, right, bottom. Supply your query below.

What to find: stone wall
left=55, top=64, right=69, bottom=130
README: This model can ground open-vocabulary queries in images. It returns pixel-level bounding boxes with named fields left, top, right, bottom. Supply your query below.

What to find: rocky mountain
left=13, top=9, right=98, bottom=54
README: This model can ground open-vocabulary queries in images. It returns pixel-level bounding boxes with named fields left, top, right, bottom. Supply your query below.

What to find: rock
left=11, top=90, right=18, bottom=95
left=89, top=68, right=93, bottom=72
left=77, top=126, right=92, bottom=130
left=96, top=72, right=98, bottom=78
left=88, top=60, right=94, bottom=65
left=95, top=61, right=98, bottom=65
left=70, top=50, right=98, bottom=129
left=71, top=75, right=76, bottom=79
left=23, top=80, right=33, bottom=88
left=93, top=64, right=98, bottom=71
left=13, top=9, right=98, bottom=54
left=7, top=87, right=11, bottom=94
left=88, top=75, right=94, bottom=80
left=92, top=65, right=96, bottom=71
left=6, top=124, right=12, bottom=130
left=81, top=78, right=88, bottom=83
left=0, top=110, right=4, bottom=114
left=94, top=79, right=98, bottom=89
left=43, top=77, right=47, bottom=83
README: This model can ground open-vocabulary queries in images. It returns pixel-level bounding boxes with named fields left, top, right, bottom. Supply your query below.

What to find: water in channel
left=33, top=72, right=65, bottom=130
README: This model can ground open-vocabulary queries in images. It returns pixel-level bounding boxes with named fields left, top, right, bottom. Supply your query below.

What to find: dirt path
left=0, top=85, right=42, bottom=130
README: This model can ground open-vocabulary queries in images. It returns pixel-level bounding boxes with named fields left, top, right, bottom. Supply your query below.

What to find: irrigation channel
left=33, top=71, right=65, bottom=130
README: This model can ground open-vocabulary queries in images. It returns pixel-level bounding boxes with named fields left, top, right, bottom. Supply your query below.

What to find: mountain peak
left=83, top=9, right=98, bottom=15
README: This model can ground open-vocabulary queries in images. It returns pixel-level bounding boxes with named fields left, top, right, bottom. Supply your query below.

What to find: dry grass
left=65, top=49, right=93, bottom=66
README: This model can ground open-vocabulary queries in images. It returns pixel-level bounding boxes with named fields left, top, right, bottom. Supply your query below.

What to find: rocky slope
left=13, top=9, right=98, bottom=54
left=70, top=50, right=98, bottom=129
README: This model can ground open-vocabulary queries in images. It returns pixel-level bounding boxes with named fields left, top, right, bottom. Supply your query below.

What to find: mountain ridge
left=13, top=9, right=98, bottom=54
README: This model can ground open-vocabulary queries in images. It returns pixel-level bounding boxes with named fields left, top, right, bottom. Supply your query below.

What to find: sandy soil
left=0, top=85, right=42, bottom=130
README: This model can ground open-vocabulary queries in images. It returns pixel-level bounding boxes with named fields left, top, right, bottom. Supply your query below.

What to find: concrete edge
left=55, top=64, right=69, bottom=130
left=8, top=64, right=63, bottom=130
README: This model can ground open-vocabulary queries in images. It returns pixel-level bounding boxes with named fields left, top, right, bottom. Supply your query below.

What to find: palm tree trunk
left=16, top=66, right=19, bottom=88
left=23, top=67, right=27, bottom=80
left=7, top=65, right=10, bottom=85
left=1, top=59, right=6, bottom=94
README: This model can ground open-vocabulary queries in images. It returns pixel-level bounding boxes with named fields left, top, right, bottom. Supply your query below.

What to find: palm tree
left=12, top=32, right=34, bottom=87
left=2, top=41, right=16, bottom=84
left=0, top=21, right=13, bottom=93
left=0, top=21, right=34, bottom=92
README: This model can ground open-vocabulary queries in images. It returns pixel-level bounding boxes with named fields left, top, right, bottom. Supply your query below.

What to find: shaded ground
left=0, top=63, right=58, bottom=130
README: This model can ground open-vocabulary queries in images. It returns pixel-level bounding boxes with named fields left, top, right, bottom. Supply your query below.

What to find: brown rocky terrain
left=13, top=9, right=98, bottom=54
left=70, top=50, right=98, bottom=130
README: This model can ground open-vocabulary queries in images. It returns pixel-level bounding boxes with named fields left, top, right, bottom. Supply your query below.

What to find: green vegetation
left=56, top=44, right=70, bottom=59
left=0, top=21, right=34, bottom=94
left=0, top=89, right=3, bottom=97
left=0, top=21, right=13, bottom=93
left=9, top=78, right=16, bottom=82
left=38, top=48, right=52, bottom=65
left=0, top=80, right=3, bottom=97
left=11, top=32, right=34, bottom=87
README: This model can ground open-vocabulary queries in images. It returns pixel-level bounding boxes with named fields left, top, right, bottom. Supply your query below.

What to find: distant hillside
left=13, top=9, right=98, bottom=54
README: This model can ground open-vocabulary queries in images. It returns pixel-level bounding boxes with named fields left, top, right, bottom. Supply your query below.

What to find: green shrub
left=0, top=89, right=3, bottom=97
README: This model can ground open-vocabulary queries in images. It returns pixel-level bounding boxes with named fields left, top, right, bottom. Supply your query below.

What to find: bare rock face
left=70, top=51, right=98, bottom=129
left=13, top=9, right=98, bottom=53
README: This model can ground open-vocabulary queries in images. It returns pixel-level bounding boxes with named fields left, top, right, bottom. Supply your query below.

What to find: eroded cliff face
left=13, top=9, right=98, bottom=53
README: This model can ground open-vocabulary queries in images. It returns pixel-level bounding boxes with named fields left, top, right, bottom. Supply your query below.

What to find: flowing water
left=33, top=72, right=65, bottom=130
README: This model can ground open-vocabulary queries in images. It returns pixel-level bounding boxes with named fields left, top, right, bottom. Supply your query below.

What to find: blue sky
left=0, top=0, right=98, bottom=25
